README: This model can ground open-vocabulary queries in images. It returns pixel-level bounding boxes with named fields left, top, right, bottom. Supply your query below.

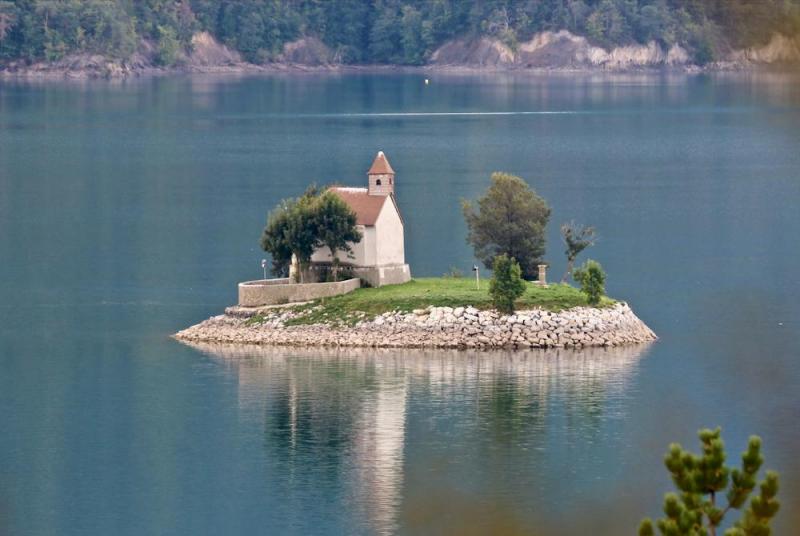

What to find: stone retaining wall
left=175, top=302, right=656, bottom=350
left=238, top=277, right=360, bottom=307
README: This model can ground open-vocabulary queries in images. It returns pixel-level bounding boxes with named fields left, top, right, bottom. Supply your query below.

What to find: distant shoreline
left=1, top=59, right=788, bottom=81
left=4, top=28, right=799, bottom=81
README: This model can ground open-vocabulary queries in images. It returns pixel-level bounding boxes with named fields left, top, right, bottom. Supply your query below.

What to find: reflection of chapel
left=310, top=151, right=411, bottom=287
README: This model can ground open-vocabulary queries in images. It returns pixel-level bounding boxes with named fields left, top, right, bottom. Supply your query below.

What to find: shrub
left=639, top=427, right=780, bottom=536
left=489, top=254, right=526, bottom=314
left=443, top=266, right=464, bottom=278
left=573, top=259, right=606, bottom=305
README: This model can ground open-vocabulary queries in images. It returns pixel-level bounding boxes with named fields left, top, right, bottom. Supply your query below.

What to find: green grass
left=244, top=314, right=267, bottom=326
left=280, top=277, right=615, bottom=327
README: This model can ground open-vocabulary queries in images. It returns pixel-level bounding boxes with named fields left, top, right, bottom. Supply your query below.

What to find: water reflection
left=184, top=343, right=652, bottom=534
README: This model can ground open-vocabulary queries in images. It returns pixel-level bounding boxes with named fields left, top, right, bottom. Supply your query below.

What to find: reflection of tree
left=263, top=357, right=379, bottom=470
left=559, top=352, right=636, bottom=445
left=188, top=344, right=651, bottom=451
left=187, top=345, right=410, bottom=535
left=563, top=376, right=605, bottom=442
left=477, top=370, right=548, bottom=444
left=184, top=342, right=652, bottom=534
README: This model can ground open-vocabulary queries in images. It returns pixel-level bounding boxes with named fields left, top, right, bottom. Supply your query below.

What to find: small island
left=175, top=151, right=656, bottom=350
left=174, top=277, right=656, bottom=349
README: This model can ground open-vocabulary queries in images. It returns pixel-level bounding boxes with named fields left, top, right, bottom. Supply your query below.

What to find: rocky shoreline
left=0, top=56, right=788, bottom=80
left=174, top=302, right=657, bottom=350
left=3, top=31, right=797, bottom=80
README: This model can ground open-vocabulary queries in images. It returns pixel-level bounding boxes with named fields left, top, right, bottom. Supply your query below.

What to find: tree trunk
left=331, top=250, right=339, bottom=282
left=561, top=258, right=574, bottom=283
left=709, top=491, right=716, bottom=536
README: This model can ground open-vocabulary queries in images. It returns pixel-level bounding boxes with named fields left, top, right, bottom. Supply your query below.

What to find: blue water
left=1, top=72, right=799, bottom=535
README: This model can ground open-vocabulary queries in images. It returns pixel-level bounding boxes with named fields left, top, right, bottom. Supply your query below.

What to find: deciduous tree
left=261, top=187, right=361, bottom=282
left=462, top=172, right=551, bottom=280
left=313, top=191, right=361, bottom=281
left=260, top=188, right=319, bottom=281
left=560, top=221, right=596, bottom=282
left=156, top=24, right=179, bottom=66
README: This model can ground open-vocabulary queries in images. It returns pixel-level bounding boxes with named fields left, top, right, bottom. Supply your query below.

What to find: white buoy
left=424, top=78, right=430, bottom=85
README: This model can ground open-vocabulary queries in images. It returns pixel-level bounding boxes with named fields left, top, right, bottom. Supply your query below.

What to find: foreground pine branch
left=639, top=427, right=780, bottom=536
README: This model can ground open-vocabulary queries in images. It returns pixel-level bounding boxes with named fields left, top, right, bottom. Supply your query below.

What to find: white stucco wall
left=311, top=224, right=376, bottom=267
left=362, top=226, right=377, bottom=267
left=310, top=196, right=404, bottom=268
left=375, top=199, right=405, bottom=266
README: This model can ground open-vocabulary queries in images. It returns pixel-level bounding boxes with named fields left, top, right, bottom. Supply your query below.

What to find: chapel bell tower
left=367, top=151, right=395, bottom=196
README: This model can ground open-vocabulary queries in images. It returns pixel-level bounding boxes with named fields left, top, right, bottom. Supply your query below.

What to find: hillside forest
left=1, top=0, right=799, bottom=67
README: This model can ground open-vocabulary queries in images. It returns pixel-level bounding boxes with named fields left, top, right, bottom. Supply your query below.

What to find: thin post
left=473, top=265, right=480, bottom=290
left=261, top=259, right=267, bottom=281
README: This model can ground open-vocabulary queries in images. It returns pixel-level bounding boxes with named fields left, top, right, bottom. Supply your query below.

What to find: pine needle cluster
left=639, top=428, right=780, bottom=536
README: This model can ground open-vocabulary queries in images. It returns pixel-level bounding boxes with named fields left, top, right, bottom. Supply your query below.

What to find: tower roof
left=367, top=151, right=395, bottom=175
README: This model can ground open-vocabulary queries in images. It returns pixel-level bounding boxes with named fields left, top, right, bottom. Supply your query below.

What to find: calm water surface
left=1, top=72, right=799, bottom=535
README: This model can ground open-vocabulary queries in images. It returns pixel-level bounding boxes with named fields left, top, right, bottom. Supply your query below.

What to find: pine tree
left=488, top=254, right=526, bottom=314
left=639, top=428, right=780, bottom=536
left=573, top=259, right=605, bottom=305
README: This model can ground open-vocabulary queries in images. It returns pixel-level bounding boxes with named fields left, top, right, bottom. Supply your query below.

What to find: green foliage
left=260, top=186, right=361, bottom=282
left=488, top=254, right=526, bottom=314
left=560, top=220, right=596, bottom=283
left=313, top=191, right=362, bottom=281
left=259, top=200, right=299, bottom=277
left=283, top=277, right=613, bottom=327
left=369, top=2, right=401, bottom=63
left=462, top=172, right=551, bottom=280
left=639, top=428, right=780, bottom=536
left=586, top=0, right=629, bottom=48
left=0, top=0, right=141, bottom=62
left=260, top=188, right=319, bottom=279
left=156, top=25, right=179, bottom=66
left=2, top=1, right=799, bottom=67
left=573, top=259, right=606, bottom=305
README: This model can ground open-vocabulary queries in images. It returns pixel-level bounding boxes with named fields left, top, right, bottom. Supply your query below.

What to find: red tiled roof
left=367, top=151, right=395, bottom=175
left=329, top=187, right=387, bottom=226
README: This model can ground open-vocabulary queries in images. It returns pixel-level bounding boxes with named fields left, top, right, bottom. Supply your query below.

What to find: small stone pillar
left=289, top=254, right=300, bottom=283
left=537, top=264, right=548, bottom=287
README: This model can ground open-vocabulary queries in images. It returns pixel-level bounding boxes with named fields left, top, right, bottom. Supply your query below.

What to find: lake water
left=1, top=71, right=799, bottom=535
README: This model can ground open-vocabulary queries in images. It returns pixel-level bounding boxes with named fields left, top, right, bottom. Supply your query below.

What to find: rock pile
left=174, top=302, right=656, bottom=350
